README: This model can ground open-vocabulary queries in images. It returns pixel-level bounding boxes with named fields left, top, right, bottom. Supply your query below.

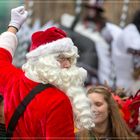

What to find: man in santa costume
left=0, top=6, right=94, bottom=139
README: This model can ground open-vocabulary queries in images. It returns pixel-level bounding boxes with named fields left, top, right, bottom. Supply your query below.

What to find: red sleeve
left=46, top=96, right=75, bottom=140
left=0, top=48, right=12, bottom=62
left=0, top=48, right=20, bottom=94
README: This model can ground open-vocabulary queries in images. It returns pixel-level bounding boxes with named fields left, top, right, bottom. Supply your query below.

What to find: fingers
left=23, top=11, right=28, bottom=18
left=12, top=6, right=26, bottom=15
left=9, top=6, right=28, bottom=31
left=15, top=6, right=25, bottom=12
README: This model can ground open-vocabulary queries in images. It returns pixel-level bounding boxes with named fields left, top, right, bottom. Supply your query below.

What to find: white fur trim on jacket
left=26, top=37, right=78, bottom=59
left=0, top=32, right=18, bottom=57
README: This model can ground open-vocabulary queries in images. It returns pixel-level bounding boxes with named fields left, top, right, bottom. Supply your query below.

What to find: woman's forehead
left=88, top=93, right=105, bottom=102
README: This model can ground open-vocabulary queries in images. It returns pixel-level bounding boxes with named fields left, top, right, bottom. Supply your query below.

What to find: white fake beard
left=22, top=54, right=94, bottom=129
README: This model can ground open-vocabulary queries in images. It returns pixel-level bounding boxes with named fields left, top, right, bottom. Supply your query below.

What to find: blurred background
left=0, top=0, right=140, bottom=93
left=0, top=0, right=140, bottom=32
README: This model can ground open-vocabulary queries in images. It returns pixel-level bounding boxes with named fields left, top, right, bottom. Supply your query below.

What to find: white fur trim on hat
left=26, top=37, right=78, bottom=59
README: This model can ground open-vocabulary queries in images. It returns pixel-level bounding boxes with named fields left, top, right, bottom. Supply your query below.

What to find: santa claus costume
left=0, top=6, right=94, bottom=140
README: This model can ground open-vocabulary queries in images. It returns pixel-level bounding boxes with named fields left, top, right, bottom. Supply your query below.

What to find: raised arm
left=0, top=6, right=28, bottom=56
left=0, top=6, right=28, bottom=93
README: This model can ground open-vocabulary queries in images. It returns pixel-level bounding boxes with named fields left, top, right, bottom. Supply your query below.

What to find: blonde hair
left=86, top=86, right=137, bottom=140
left=22, top=52, right=94, bottom=129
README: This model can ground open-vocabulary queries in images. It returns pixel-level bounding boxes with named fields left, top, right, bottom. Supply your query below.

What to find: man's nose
left=63, top=59, right=71, bottom=68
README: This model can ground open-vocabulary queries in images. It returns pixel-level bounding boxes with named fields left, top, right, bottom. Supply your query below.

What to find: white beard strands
left=22, top=54, right=95, bottom=129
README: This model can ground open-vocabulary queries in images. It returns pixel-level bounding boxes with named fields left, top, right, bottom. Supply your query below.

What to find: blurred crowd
left=60, top=0, right=140, bottom=96
left=61, top=0, right=140, bottom=138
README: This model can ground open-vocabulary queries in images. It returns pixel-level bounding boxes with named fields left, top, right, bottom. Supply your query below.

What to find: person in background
left=75, top=0, right=122, bottom=87
left=112, top=9, right=140, bottom=95
left=77, top=86, right=137, bottom=140
left=0, top=6, right=94, bottom=139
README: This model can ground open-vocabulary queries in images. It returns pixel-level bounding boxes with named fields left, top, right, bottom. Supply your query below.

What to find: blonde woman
left=77, top=86, right=137, bottom=140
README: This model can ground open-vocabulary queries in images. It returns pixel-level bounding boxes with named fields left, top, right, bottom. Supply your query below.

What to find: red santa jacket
left=0, top=47, right=75, bottom=139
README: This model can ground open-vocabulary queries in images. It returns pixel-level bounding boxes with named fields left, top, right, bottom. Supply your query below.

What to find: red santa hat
left=26, top=26, right=78, bottom=59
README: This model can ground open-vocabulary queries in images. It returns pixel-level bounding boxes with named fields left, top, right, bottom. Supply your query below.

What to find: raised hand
left=8, top=6, right=28, bottom=31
